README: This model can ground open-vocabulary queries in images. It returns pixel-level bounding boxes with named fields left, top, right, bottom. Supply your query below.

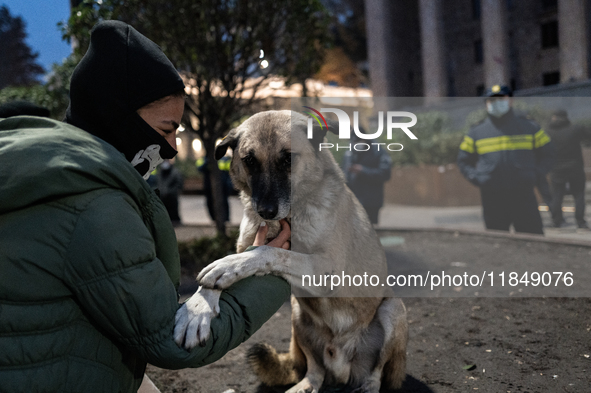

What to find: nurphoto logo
left=304, top=106, right=418, bottom=152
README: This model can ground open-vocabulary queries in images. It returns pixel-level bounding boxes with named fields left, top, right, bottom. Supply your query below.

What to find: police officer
left=156, top=159, right=184, bottom=226
left=197, top=155, right=233, bottom=222
left=457, top=85, right=553, bottom=234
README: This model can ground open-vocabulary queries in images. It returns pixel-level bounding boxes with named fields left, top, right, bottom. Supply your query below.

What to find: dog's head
left=215, top=110, right=329, bottom=221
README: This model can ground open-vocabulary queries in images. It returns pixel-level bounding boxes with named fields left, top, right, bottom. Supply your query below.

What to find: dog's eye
left=285, top=153, right=299, bottom=168
left=242, top=155, right=256, bottom=167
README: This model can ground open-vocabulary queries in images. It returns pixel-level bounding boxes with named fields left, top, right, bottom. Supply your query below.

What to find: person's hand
left=349, top=164, right=364, bottom=174
left=254, top=219, right=291, bottom=250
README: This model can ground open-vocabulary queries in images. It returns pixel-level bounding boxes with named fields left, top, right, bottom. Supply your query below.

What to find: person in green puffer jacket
left=0, top=21, right=291, bottom=393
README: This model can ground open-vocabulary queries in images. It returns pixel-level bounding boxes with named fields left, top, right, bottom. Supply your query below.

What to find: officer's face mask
left=486, top=98, right=511, bottom=118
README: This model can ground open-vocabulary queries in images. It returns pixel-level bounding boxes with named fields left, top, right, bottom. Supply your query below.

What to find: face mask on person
left=128, top=113, right=178, bottom=179
left=486, top=99, right=511, bottom=117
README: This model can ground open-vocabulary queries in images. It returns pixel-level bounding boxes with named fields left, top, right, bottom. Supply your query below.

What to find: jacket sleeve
left=533, top=128, right=554, bottom=175
left=457, top=134, right=480, bottom=186
left=65, top=190, right=290, bottom=370
left=358, top=151, right=392, bottom=182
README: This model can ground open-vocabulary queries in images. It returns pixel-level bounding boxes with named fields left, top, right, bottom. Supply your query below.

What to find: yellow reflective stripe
left=534, top=129, right=551, bottom=148
left=477, top=141, right=534, bottom=154
left=218, top=160, right=231, bottom=171
left=196, top=157, right=205, bottom=167
left=475, top=135, right=534, bottom=154
left=475, top=135, right=532, bottom=147
left=459, top=136, right=475, bottom=154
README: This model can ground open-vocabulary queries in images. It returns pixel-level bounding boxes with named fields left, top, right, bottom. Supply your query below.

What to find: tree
left=315, top=47, right=364, bottom=87
left=314, top=0, right=367, bottom=87
left=322, top=0, right=367, bottom=64
left=64, top=0, right=331, bottom=235
left=0, top=56, right=77, bottom=119
left=0, top=6, right=44, bottom=89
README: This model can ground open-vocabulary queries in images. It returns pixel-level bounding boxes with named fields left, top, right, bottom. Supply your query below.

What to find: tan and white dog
left=174, top=110, right=408, bottom=393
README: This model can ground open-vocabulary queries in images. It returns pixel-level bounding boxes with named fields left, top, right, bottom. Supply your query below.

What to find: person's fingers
left=253, top=222, right=269, bottom=246
left=267, top=219, right=291, bottom=248
left=281, top=240, right=291, bottom=250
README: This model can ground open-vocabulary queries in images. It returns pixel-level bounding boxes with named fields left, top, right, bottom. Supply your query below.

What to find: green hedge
left=178, top=229, right=239, bottom=276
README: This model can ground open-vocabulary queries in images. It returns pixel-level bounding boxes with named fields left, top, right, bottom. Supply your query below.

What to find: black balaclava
left=65, top=20, right=185, bottom=179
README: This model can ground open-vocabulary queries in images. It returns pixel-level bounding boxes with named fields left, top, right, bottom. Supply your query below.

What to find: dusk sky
left=2, top=0, right=72, bottom=74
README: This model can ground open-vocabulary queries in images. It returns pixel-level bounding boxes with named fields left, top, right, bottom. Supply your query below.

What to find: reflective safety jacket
left=457, top=111, right=552, bottom=189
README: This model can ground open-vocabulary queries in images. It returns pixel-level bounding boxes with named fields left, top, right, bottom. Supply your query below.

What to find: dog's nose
left=257, top=204, right=278, bottom=220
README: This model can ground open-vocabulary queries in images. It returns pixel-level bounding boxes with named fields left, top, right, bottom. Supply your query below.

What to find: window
left=542, top=71, right=560, bottom=86
left=476, top=84, right=485, bottom=96
left=541, top=21, right=559, bottom=48
left=474, top=40, right=483, bottom=64
left=472, top=0, right=481, bottom=19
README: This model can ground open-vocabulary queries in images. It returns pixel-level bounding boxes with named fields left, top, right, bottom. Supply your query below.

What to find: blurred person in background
left=156, top=159, right=184, bottom=226
left=457, top=85, right=553, bottom=234
left=342, top=131, right=392, bottom=225
left=197, top=155, right=233, bottom=223
left=546, top=109, right=591, bottom=229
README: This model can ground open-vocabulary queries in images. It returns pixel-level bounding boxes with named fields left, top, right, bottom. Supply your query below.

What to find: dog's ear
left=308, top=118, right=340, bottom=147
left=326, top=119, right=340, bottom=135
left=308, top=121, right=327, bottom=147
left=215, top=128, right=239, bottom=160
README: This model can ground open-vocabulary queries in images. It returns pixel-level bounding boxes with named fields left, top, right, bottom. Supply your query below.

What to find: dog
left=174, top=110, right=408, bottom=393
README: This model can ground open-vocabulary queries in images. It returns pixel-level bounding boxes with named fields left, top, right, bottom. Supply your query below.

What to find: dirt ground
left=148, top=231, right=591, bottom=393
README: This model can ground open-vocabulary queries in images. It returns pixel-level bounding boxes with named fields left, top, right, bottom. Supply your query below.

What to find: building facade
left=365, top=0, right=591, bottom=97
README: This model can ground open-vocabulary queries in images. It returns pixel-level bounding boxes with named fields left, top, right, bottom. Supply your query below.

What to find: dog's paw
left=350, top=382, right=380, bottom=393
left=286, top=378, right=320, bottom=393
left=197, top=252, right=262, bottom=289
left=174, top=287, right=221, bottom=349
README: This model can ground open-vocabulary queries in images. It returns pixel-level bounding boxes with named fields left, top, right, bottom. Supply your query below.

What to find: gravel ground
left=148, top=231, right=591, bottom=393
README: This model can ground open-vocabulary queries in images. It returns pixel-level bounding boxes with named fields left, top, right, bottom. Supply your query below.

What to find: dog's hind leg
left=286, top=299, right=327, bottom=393
left=289, top=297, right=308, bottom=377
left=348, top=297, right=407, bottom=392
left=247, top=297, right=307, bottom=386
left=378, top=298, right=408, bottom=391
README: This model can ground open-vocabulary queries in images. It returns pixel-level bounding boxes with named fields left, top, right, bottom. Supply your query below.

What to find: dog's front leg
left=173, top=287, right=221, bottom=349
left=196, top=247, right=273, bottom=289
left=286, top=344, right=325, bottom=393
left=236, top=215, right=282, bottom=253
left=197, top=246, right=332, bottom=296
left=236, top=214, right=259, bottom=253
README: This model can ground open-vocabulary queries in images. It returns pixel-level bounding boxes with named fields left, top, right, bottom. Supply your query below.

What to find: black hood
left=65, top=20, right=185, bottom=174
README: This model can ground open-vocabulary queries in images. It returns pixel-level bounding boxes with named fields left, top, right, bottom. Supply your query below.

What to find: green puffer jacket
left=0, top=116, right=290, bottom=393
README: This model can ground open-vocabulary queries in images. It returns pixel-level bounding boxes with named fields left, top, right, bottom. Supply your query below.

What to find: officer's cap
left=484, top=85, right=513, bottom=97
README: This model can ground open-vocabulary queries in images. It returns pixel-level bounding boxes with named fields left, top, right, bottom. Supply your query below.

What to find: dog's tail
left=247, top=342, right=301, bottom=386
